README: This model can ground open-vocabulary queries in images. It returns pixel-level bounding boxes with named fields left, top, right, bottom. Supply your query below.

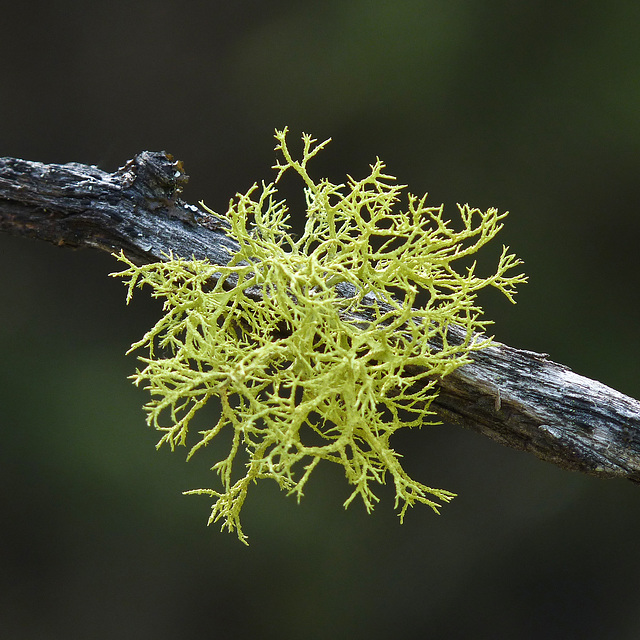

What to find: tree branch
left=2, top=151, right=639, bottom=483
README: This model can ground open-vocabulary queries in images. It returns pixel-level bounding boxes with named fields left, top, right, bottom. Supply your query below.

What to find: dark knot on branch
left=116, top=151, right=189, bottom=207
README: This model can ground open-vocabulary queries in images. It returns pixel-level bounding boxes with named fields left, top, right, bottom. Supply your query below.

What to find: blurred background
left=1, top=1, right=640, bottom=638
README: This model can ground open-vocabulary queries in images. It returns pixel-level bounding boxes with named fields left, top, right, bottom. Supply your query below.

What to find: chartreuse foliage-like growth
left=114, top=128, right=525, bottom=543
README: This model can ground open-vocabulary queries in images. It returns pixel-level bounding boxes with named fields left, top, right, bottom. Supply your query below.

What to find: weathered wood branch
left=2, top=151, right=639, bottom=483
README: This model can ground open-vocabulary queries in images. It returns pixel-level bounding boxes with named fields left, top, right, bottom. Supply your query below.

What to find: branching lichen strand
left=114, top=128, right=526, bottom=543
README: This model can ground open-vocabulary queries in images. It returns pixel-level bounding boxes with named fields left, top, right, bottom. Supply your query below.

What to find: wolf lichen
left=114, top=128, right=525, bottom=543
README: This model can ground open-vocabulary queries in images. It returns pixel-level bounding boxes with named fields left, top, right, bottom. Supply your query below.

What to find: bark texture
left=2, top=151, right=639, bottom=482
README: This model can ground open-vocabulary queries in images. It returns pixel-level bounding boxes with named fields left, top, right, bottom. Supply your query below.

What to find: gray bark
left=1, top=151, right=639, bottom=483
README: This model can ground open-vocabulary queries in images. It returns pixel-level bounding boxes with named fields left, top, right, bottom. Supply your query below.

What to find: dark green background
left=1, top=2, right=639, bottom=638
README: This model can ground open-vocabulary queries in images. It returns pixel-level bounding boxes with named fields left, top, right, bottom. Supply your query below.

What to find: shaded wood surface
left=2, top=151, right=639, bottom=483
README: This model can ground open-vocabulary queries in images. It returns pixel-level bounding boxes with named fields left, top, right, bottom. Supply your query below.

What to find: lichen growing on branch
left=114, top=128, right=526, bottom=543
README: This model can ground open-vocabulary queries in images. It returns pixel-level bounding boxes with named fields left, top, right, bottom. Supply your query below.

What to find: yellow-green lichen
left=114, top=128, right=526, bottom=543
